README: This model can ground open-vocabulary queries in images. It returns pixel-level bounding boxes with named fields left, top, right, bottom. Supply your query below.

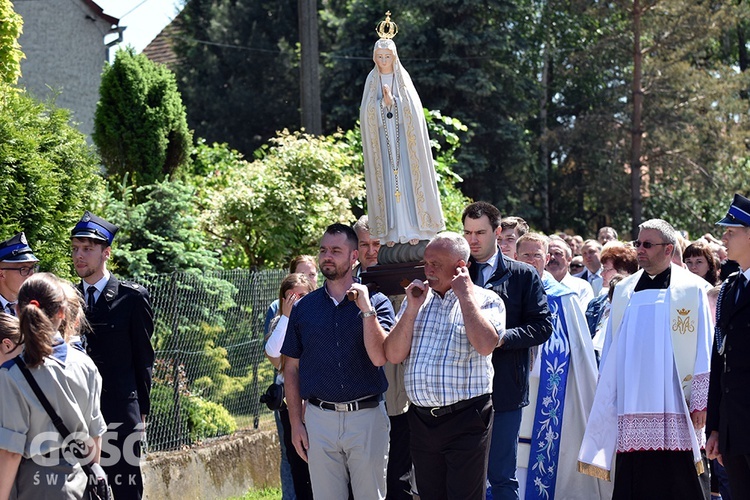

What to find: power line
left=121, top=0, right=152, bottom=18
left=169, top=34, right=501, bottom=62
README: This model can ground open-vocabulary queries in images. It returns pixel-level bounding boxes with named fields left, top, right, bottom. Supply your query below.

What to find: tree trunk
left=630, top=0, right=644, bottom=236
left=298, top=0, right=322, bottom=135
left=739, top=20, right=748, bottom=74
left=540, top=41, right=551, bottom=233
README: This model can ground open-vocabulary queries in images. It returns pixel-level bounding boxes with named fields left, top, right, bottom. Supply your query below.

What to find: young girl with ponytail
left=0, top=273, right=107, bottom=499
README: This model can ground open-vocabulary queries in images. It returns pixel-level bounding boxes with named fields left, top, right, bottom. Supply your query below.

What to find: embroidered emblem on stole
left=672, top=308, right=695, bottom=334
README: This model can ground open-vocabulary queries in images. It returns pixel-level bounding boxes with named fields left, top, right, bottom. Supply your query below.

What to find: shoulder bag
left=15, top=356, right=112, bottom=500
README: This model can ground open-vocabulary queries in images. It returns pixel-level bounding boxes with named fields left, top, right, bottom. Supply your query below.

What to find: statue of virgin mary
left=360, top=13, right=445, bottom=254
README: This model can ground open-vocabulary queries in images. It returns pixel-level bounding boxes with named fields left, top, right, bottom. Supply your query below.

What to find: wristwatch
left=359, top=309, right=377, bottom=318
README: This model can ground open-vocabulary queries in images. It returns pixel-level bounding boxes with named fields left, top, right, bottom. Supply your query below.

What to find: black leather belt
left=308, top=394, right=381, bottom=412
left=413, top=394, right=490, bottom=418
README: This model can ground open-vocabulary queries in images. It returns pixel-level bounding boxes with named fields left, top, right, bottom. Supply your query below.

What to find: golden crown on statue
left=375, top=11, right=399, bottom=39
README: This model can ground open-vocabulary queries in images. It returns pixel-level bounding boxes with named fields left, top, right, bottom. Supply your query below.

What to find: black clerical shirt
left=634, top=266, right=671, bottom=292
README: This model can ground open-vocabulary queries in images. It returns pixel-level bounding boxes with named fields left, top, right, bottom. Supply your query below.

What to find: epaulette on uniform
left=119, top=280, right=150, bottom=298
left=724, top=271, right=740, bottom=285
left=121, top=280, right=142, bottom=291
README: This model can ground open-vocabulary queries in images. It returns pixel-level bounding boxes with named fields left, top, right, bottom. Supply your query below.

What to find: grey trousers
left=305, top=400, right=390, bottom=500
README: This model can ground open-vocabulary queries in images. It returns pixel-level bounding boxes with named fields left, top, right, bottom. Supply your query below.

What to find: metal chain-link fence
left=140, top=268, right=287, bottom=451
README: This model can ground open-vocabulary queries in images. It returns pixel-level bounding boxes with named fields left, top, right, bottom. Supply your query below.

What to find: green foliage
left=184, top=394, right=237, bottom=442
left=191, top=110, right=469, bottom=269
left=103, top=177, right=222, bottom=276
left=423, top=109, right=473, bottom=231
left=0, top=86, right=103, bottom=278
left=148, top=383, right=187, bottom=450
left=185, top=139, right=250, bottom=269
left=0, top=0, right=23, bottom=86
left=94, top=47, right=191, bottom=190
left=229, top=487, right=282, bottom=500
left=148, top=382, right=236, bottom=450
left=207, top=130, right=365, bottom=269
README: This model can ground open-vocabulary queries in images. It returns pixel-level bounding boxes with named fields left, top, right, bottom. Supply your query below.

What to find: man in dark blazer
left=71, top=211, right=155, bottom=500
left=707, top=193, right=750, bottom=498
left=462, top=202, right=553, bottom=499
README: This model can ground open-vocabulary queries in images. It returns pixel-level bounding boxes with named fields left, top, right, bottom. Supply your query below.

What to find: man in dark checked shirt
left=282, top=223, right=395, bottom=500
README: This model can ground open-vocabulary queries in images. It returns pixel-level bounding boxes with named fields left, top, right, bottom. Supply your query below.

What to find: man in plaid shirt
left=385, top=232, right=505, bottom=500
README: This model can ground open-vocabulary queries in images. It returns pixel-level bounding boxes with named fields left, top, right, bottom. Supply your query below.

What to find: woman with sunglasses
left=0, top=273, right=107, bottom=499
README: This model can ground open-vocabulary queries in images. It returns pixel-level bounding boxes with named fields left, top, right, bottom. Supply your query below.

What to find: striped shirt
left=402, top=286, right=505, bottom=407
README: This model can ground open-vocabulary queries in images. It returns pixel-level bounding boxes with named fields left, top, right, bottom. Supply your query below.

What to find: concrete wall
left=143, top=429, right=281, bottom=500
left=15, top=0, right=114, bottom=138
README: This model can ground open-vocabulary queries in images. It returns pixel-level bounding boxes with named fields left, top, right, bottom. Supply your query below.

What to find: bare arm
left=348, top=283, right=390, bottom=367
left=0, top=449, right=21, bottom=499
left=384, top=280, right=427, bottom=364
left=91, top=435, right=102, bottom=464
left=283, top=357, right=309, bottom=463
left=452, top=266, right=499, bottom=356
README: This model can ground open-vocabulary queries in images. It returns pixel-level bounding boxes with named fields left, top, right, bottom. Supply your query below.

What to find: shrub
left=184, top=395, right=237, bottom=442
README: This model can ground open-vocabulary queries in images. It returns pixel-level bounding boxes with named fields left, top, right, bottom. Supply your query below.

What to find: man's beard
left=75, top=265, right=96, bottom=279
left=321, top=262, right=349, bottom=281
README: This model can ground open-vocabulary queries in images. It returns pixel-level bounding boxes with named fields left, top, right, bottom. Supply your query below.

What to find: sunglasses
left=570, top=263, right=584, bottom=269
left=632, top=241, right=671, bottom=249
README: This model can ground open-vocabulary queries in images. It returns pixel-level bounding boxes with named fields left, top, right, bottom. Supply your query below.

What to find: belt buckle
left=334, top=402, right=348, bottom=412
left=430, top=407, right=440, bottom=417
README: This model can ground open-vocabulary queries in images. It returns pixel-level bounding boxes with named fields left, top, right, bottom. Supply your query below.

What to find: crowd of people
left=0, top=201, right=744, bottom=500
left=0, top=213, right=154, bottom=499
left=265, top=194, right=750, bottom=500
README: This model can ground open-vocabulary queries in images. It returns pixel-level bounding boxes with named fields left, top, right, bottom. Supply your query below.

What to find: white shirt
left=476, top=250, right=500, bottom=286
left=84, top=270, right=110, bottom=304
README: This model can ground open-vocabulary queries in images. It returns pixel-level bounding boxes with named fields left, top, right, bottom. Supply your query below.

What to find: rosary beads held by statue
left=360, top=12, right=445, bottom=258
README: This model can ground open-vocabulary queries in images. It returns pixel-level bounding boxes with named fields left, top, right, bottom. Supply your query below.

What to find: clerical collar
left=634, top=266, right=671, bottom=292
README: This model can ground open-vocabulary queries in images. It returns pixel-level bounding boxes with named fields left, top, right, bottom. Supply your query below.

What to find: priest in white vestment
left=515, top=233, right=611, bottom=500
left=579, top=219, right=711, bottom=499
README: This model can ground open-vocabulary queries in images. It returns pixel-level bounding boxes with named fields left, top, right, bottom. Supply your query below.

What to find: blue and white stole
left=525, top=295, right=572, bottom=500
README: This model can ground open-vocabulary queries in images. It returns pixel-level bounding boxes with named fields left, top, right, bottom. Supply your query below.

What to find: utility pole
left=299, top=0, right=322, bottom=135
left=630, top=0, right=644, bottom=235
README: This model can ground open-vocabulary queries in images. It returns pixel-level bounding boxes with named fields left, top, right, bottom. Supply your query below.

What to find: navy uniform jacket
left=469, top=253, right=553, bottom=412
left=707, top=271, right=750, bottom=456
left=79, top=275, right=155, bottom=430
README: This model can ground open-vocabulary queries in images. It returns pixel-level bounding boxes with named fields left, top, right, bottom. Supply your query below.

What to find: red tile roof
left=142, top=13, right=183, bottom=67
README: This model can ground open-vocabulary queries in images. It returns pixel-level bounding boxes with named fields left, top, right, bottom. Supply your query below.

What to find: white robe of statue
left=360, top=39, right=445, bottom=246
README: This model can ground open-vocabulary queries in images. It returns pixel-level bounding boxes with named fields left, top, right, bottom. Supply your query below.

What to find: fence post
left=167, top=271, right=184, bottom=447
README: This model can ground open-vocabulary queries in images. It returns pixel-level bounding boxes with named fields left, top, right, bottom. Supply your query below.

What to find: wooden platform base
left=360, top=261, right=425, bottom=297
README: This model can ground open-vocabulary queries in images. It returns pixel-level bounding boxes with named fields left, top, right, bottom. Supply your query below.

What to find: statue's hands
left=382, top=84, right=394, bottom=107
